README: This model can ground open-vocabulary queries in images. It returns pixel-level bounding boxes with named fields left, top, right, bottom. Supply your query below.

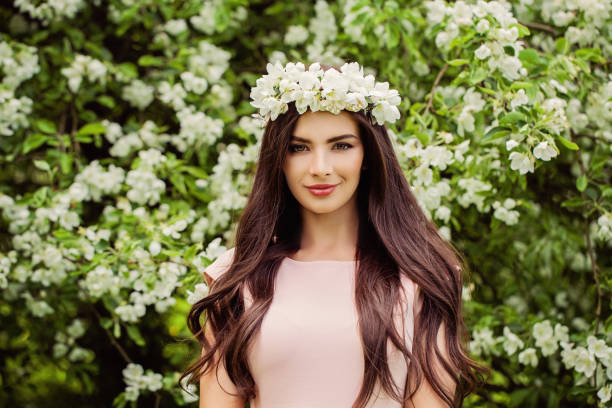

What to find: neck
left=296, top=196, right=359, bottom=260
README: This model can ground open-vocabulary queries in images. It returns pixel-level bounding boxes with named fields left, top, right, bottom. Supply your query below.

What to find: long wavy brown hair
left=180, top=63, right=489, bottom=407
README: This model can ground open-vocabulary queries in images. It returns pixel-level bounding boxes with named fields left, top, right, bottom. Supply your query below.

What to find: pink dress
left=204, top=247, right=422, bottom=408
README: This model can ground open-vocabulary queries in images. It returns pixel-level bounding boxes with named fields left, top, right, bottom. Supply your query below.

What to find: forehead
left=293, top=110, right=359, bottom=138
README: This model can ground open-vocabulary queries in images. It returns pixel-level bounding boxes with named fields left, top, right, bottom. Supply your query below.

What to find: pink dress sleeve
left=204, top=247, right=236, bottom=281
left=204, top=247, right=254, bottom=307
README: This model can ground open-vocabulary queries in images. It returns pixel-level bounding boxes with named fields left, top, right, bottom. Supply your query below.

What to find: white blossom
left=508, top=151, right=534, bottom=174
left=596, top=213, right=612, bottom=242
left=469, top=327, right=497, bottom=356
left=61, top=54, right=107, bottom=93
left=125, top=168, right=165, bottom=206
left=502, top=327, right=524, bottom=356
left=506, top=139, right=519, bottom=150
left=510, top=89, right=529, bottom=109
left=186, top=283, right=209, bottom=304
left=284, top=25, right=309, bottom=45
left=533, top=141, right=558, bottom=161
left=434, top=206, right=451, bottom=223
left=475, top=44, right=491, bottom=60
left=476, top=19, right=490, bottom=33
left=122, top=363, right=163, bottom=402
left=598, top=384, right=612, bottom=403
left=164, top=19, right=187, bottom=36
left=518, top=347, right=538, bottom=367
left=148, top=241, right=161, bottom=256
left=180, top=72, right=208, bottom=95
left=122, top=80, right=154, bottom=110
left=425, top=0, right=448, bottom=25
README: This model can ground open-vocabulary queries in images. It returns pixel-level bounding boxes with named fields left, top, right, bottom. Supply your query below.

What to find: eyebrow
left=290, top=134, right=358, bottom=143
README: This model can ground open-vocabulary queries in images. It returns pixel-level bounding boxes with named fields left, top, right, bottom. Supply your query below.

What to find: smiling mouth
left=305, top=184, right=339, bottom=196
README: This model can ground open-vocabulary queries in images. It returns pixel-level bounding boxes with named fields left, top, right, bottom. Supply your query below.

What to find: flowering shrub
left=0, top=0, right=610, bottom=407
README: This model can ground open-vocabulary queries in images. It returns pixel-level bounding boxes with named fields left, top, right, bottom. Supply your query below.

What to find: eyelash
left=288, top=142, right=353, bottom=153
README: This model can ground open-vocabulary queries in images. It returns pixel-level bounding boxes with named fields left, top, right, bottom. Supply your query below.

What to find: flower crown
left=249, top=61, right=402, bottom=126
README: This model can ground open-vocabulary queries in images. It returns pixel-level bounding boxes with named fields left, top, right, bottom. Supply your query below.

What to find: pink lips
left=306, top=183, right=339, bottom=196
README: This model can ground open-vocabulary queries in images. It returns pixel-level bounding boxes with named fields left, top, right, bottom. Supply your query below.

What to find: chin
left=301, top=200, right=345, bottom=215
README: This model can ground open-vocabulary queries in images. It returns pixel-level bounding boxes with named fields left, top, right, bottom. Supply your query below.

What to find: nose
left=309, top=148, right=332, bottom=176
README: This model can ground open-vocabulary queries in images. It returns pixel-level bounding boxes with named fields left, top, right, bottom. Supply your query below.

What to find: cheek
left=342, top=149, right=364, bottom=176
left=282, top=159, right=300, bottom=185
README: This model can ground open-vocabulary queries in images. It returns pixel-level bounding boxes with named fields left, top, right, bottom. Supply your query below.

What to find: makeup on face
left=282, top=110, right=364, bottom=215
left=305, top=183, right=339, bottom=196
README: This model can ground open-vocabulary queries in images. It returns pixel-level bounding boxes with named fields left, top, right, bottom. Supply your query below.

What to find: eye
left=288, top=142, right=354, bottom=153
left=288, top=144, right=307, bottom=153
left=333, top=142, right=353, bottom=150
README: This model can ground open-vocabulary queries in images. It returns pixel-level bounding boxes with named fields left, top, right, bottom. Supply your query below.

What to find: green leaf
left=499, top=112, right=527, bottom=126
left=468, top=68, right=487, bottom=85
left=575, top=47, right=606, bottom=64
left=449, top=70, right=469, bottom=86
left=35, top=119, right=57, bottom=134
left=526, top=85, right=537, bottom=100
left=180, top=166, right=209, bottom=179
left=170, top=173, right=187, bottom=196
left=510, top=388, right=533, bottom=407
left=555, top=38, right=569, bottom=54
left=53, top=229, right=74, bottom=240
left=59, top=153, right=73, bottom=174
left=77, top=122, right=106, bottom=136
left=183, top=244, right=199, bottom=263
left=33, top=159, right=51, bottom=172
left=74, top=134, right=93, bottom=143
left=126, top=325, right=145, bottom=347
left=29, top=186, right=49, bottom=207
left=97, top=95, right=116, bottom=109
left=112, top=392, right=127, bottom=408
left=113, top=320, right=121, bottom=338
left=100, top=317, right=113, bottom=329
left=214, top=7, right=231, bottom=31
left=137, top=55, right=164, bottom=67
left=519, top=49, right=540, bottom=66
left=448, top=59, right=470, bottom=66
left=264, top=2, right=286, bottom=15
left=557, top=135, right=579, bottom=150
left=601, top=187, right=612, bottom=198
left=23, top=133, right=48, bottom=154
left=509, top=81, right=534, bottom=90
left=477, top=86, right=497, bottom=97
left=350, top=11, right=370, bottom=27
left=561, top=197, right=586, bottom=208
left=450, top=216, right=461, bottom=232
left=518, top=173, right=527, bottom=190
left=482, top=127, right=510, bottom=143
left=415, top=132, right=430, bottom=146
left=117, top=62, right=138, bottom=79
left=510, top=23, right=530, bottom=37
left=590, top=153, right=607, bottom=173
left=576, top=175, right=587, bottom=192
left=385, top=23, right=400, bottom=49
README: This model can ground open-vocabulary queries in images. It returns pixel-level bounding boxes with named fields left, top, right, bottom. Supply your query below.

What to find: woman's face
left=282, top=109, right=365, bottom=215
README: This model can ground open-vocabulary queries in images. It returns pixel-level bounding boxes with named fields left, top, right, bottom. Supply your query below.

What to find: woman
left=181, top=62, right=489, bottom=407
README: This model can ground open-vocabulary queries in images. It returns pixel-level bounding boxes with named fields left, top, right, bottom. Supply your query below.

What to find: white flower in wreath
left=372, top=100, right=400, bottom=125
